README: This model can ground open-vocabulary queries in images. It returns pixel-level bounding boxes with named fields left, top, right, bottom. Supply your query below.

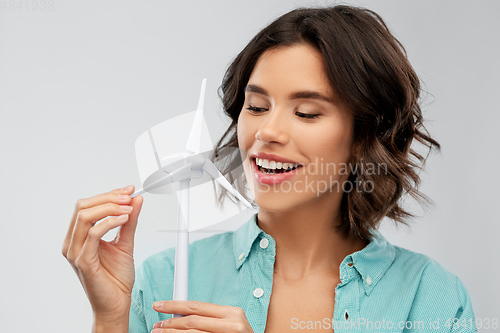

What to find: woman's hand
left=151, top=300, right=255, bottom=333
left=62, top=185, right=143, bottom=329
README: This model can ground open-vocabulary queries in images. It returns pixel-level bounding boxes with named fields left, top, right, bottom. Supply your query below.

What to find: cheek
left=300, top=122, right=354, bottom=162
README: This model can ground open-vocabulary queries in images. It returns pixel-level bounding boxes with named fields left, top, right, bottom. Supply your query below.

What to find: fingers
left=152, top=315, right=220, bottom=333
left=66, top=203, right=132, bottom=263
left=78, top=214, right=130, bottom=266
left=152, top=302, right=248, bottom=333
left=152, top=316, right=246, bottom=333
left=62, top=185, right=135, bottom=261
left=115, top=193, right=143, bottom=249
left=153, top=300, right=238, bottom=319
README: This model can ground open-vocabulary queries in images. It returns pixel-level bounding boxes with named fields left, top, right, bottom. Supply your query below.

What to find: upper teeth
left=256, top=158, right=299, bottom=170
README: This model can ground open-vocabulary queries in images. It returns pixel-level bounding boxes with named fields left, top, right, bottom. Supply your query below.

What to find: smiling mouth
left=254, top=158, right=301, bottom=175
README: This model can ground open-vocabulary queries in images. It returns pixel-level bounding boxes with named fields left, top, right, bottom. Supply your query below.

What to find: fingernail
left=151, top=330, right=162, bottom=333
left=153, top=321, right=165, bottom=329
left=119, top=195, right=130, bottom=202
left=117, top=214, right=128, bottom=222
left=153, top=301, right=164, bottom=309
left=120, top=205, right=133, bottom=212
left=122, top=185, right=133, bottom=191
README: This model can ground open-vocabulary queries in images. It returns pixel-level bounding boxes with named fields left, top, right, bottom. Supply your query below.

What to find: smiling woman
left=214, top=6, right=441, bottom=241
left=63, top=5, right=477, bottom=333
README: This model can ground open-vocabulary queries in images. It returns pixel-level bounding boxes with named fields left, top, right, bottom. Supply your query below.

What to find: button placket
left=333, top=276, right=361, bottom=330
left=340, top=262, right=355, bottom=285
left=254, top=239, right=271, bottom=300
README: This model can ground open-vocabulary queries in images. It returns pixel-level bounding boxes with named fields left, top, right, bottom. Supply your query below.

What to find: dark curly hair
left=212, top=5, right=440, bottom=240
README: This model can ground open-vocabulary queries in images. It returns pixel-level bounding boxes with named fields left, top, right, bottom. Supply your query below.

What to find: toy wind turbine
left=130, top=79, right=252, bottom=316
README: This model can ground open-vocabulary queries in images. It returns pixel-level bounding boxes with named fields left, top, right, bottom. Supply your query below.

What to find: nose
left=254, top=106, right=290, bottom=145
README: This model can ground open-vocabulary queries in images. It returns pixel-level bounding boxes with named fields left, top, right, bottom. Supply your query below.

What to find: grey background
left=1, top=0, right=499, bottom=331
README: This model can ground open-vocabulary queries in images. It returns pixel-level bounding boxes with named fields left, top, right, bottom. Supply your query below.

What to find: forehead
left=248, top=43, right=335, bottom=99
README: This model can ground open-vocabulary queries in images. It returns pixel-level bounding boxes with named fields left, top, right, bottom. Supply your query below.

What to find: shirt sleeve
left=129, top=263, right=149, bottom=333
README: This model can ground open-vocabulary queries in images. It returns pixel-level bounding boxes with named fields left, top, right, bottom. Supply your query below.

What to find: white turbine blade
left=162, top=152, right=189, bottom=172
left=196, top=78, right=206, bottom=112
left=185, top=78, right=207, bottom=155
left=148, top=129, right=162, bottom=169
left=214, top=177, right=253, bottom=209
left=202, top=159, right=252, bottom=208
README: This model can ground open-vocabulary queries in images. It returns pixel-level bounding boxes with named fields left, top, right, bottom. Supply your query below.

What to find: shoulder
left=365, top=232, right=469, bottom=296
left=355, top=231, right=461, bottom=294
left=359, top=234, right=477, bottom=331
left=388, top=244, right=476, bottom=330
left=391, top=244, right=467, bottom=297
left=392, top=245, right=454, bottom=281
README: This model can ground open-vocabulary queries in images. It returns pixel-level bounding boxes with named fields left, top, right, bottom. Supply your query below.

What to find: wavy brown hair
left=212, top=5, right=440, bottom=240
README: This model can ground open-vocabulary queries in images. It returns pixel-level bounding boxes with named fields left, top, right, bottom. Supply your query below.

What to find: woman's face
left=237, top=43, right=357, bottom=214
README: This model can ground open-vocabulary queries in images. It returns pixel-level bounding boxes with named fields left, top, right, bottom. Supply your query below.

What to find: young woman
left=63, top=5, right=476, bottom=333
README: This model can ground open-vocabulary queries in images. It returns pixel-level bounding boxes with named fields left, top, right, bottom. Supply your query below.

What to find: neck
left=256, top=194, right=368, bottom=282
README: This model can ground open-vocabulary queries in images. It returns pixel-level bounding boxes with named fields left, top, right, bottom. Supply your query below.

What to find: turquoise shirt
left=129, top=214, right=476, bottom=332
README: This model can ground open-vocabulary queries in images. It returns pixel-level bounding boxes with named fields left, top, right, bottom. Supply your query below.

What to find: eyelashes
left=246, top=106, right=267, bottom=113
left=246, top=105, right=321, bottom=119
left=296, top=112, right=320, bottom=119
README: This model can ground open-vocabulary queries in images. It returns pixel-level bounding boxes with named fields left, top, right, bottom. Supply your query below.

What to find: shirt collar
left=343, top=228, right=396, bottom=296
left=232, top=213, right=396, bottom=296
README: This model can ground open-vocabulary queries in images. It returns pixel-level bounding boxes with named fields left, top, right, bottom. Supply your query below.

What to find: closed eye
left=246, top=105, right=268, bottom=113
left=296, top=112, right=320, bottom=119
left=246, top=105, right=321, bottom=119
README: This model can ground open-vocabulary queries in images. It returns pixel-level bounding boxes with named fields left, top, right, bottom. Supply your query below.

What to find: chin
left=252, top=190, right=312, bottom=214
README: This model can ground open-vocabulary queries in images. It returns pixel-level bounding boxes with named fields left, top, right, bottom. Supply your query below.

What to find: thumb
left=116, top=193, right=143, bottom=249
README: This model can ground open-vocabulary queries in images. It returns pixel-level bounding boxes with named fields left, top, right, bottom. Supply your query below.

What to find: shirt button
left=260, top=238, right=269, bottom=249
left=238, top=253, right=245, bottom=261
left=253, top=288, right=264, bottom=298
left=366, top=276, right=372, bottom=286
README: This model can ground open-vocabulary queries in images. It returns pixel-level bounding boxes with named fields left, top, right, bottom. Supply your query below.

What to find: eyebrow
left=244, top=84, right=335, bottom=103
